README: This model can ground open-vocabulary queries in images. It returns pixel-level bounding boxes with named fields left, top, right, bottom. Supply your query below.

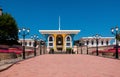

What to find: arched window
left=65, top=35, right=72, bottom=47
left=67, top=37, right=70, bottom=41
left=101, top=41, right=104, bottom=45
left=66, top=36, right=71, bottom=42
left=48, top=35, right=54, bottom=47
left=86, top=41, right=89, bottom=45
left=56, top=35, right=63, bottom=45
left=49, top=36, right=53, bottom=41
left=29, top=42, right=31, bottom=46
left=106, top=40, right=109, bottom=45
left=91, top=40, right=94, bottom=45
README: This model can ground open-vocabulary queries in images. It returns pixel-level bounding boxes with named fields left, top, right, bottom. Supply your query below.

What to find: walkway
left=0, top=54, right=120, bottom=77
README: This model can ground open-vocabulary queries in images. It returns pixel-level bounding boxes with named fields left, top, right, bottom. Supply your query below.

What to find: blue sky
left=0, top=0, right=120, bottom=40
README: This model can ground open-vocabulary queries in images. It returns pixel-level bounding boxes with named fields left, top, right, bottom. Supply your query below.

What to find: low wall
left=0, top=52, right=17, bottom=60
left=77, top=45, right=114, bottom=54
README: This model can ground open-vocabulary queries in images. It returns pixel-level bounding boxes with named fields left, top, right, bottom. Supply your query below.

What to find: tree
left=0, top=13, right=19, bottom=45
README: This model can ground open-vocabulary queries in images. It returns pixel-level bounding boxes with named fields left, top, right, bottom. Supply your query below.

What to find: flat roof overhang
left=39, top=30, right=80, bottom=34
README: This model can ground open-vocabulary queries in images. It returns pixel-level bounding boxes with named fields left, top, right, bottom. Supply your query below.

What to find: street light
left=79, top=41, right=83, bottom=54
left=39, top=39, right=42, bottom=55
left=42, top=40, right=46, bottom=54
left=86, top=45, right=88, bottom=54
left=111, top=26, right=119, bottom=59
left=19, top=27, right=30, bottom=59
left=85, top=40, right=89, bottom=54
left=79, top=43, right=83, bottom=54
left=93, top=34, right=101, bottom=56
left=31, top=34, right=39, bottom=56
left=40, top=40, right=45, bottom=55
left=77, top=43, right=79, bottom=54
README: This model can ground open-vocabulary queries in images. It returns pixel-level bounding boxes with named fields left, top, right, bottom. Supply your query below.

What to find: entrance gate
left=56, top=35, right=63, bottom=51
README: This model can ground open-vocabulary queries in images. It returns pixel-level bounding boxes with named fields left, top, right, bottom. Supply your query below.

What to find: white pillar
left=27, top=41, right=29, bottom=46
left=31, top=42, right=34, bottom=47
left=84, top=41, right=87, bottom=45
left=98, top=40, right=101, bottom=46
left=93, top=40, right=96, bottom=47
left=103, top=40, right=106, bottom=46
left=89, top=40, right=92, bottom=47
left=108, top=40, right=111, bottom=45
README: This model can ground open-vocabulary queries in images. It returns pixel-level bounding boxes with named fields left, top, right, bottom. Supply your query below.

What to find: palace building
left=39, top=17, right=80, bottom=51
left=80, top=37, right=114, bottom=47
left=39, top=30, right=80, bottom=51
left=18, top=17, right=115, bottom=52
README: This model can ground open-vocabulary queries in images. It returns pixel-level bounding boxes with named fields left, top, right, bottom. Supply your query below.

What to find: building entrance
left=56, top=35, right=63, bottom=51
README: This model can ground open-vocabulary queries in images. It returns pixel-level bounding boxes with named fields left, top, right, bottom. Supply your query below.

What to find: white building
left=80, top=37, right=114, bottom=47
left=18, top=39, right=35, bottom=47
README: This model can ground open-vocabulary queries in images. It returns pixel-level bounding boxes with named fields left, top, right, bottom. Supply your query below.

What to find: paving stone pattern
left=0, top=54, right=120, bottom=77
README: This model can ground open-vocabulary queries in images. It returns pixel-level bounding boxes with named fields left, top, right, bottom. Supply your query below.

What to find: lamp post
left=86, top=40, right=89, bottom=54
left=42, top=41, right=46, bottom=54
left=77, top=43, right=79, bottom=54
left=80, top=43, right=83, bottom=54
left=86, top=45, right=88, bottom=54
left=19, top=28, right=30, bottom=59
left=39, top=39, right=42, bottom=55
left=79, top=41, right=83, bottom=54
left=31, top=34, right=39, bottom=56
left=93, top=34, right=101, bottom=56
left=111, top=26, right=119, bottom=59
left=40, top=40, right=45, bottom=55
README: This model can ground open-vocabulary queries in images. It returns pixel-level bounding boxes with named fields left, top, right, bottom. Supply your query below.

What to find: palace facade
left=80, top=37, right=114, bottom=47
left=18, top=17, right=115, bottom=52
left=39, top=30, right=80, bottom=51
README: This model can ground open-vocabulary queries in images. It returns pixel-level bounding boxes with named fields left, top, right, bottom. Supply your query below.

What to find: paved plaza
left=0, top=54, right=120, bottom=77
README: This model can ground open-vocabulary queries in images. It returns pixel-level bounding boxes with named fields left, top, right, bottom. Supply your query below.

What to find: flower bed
left=0, top=48, right=22, bottom=54
left=92, top=48, right=120, bottom=57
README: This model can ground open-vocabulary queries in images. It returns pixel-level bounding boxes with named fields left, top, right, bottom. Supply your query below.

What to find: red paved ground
left=0, top=54, right=120, bottom=77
